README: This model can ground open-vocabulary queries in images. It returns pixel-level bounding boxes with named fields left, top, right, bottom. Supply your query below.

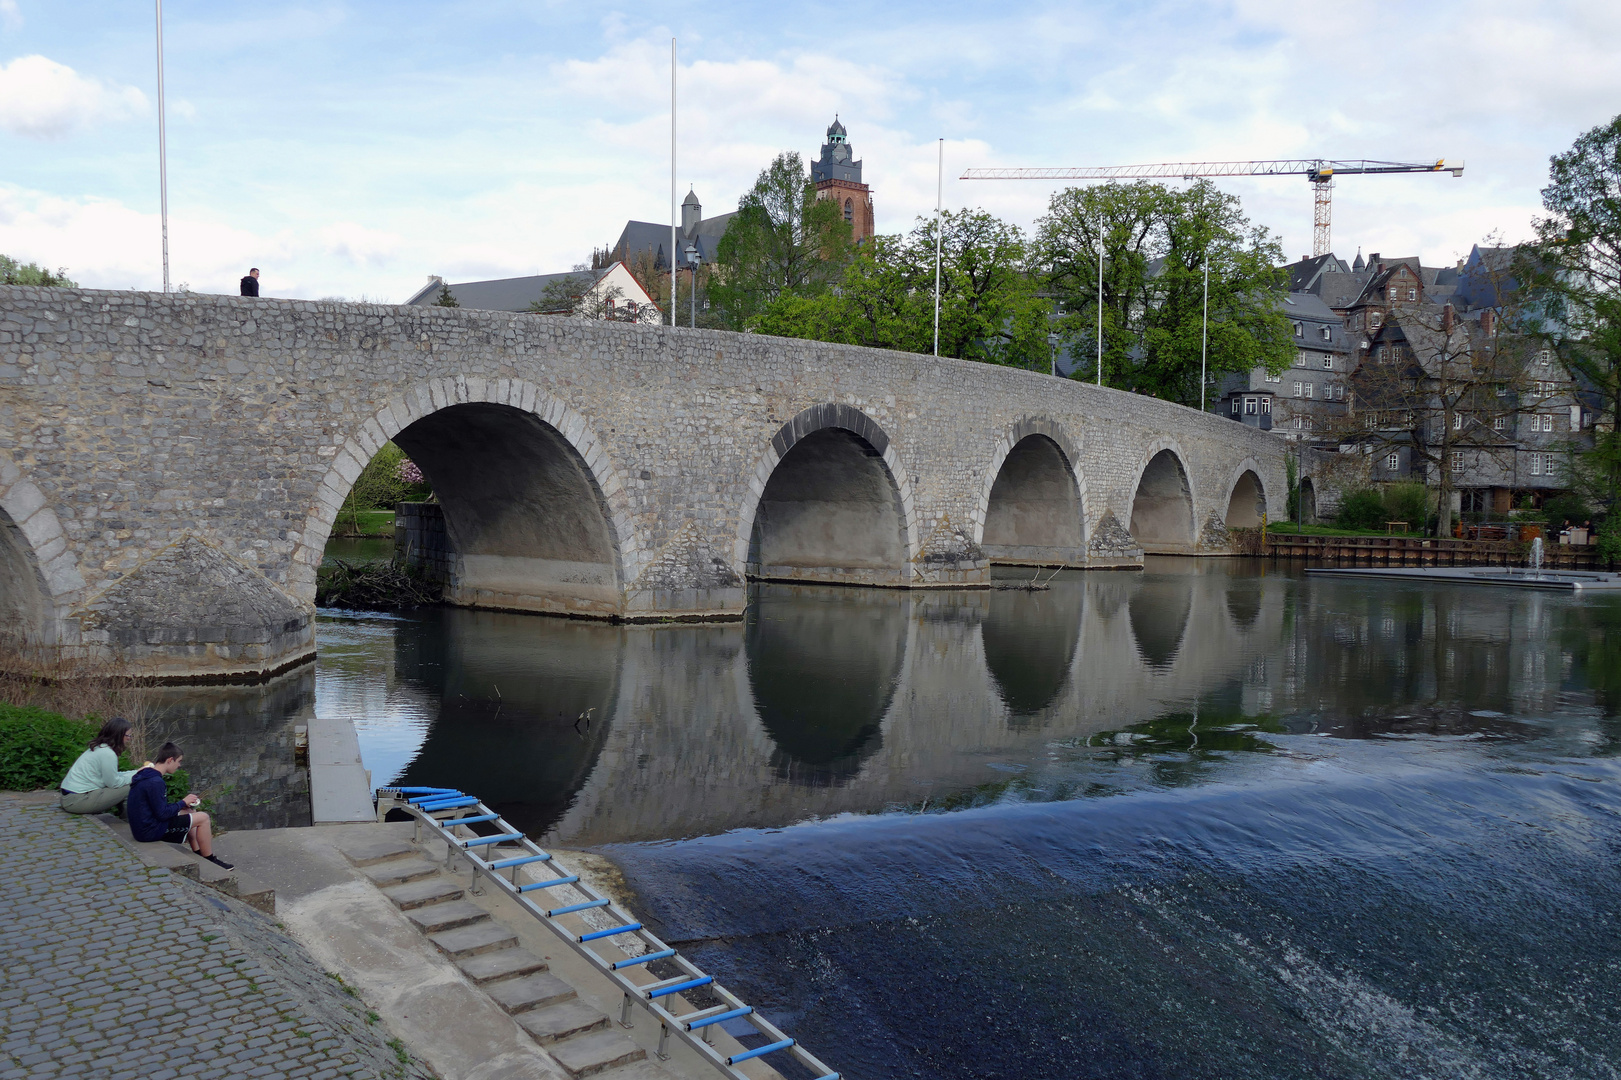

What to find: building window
left=844, top=199, right=854, bottom=224
left=1296, top=352, right=1308, bottom=367
left=1261, top=398, right=1272, bottom=414
left=1493, top=416, right=1507, bottom=431
left=1407, top=287, right=1417, bottom=301
left=1537, top=349, right=1552, bottom=366
left=1293, top=381, right=1303, bottom=397
left=1453, top=413, right=1464, bottom=430
left=1320, top=326, right=1332, bottom=341
left=1292, top=321, right=1303, bottom=336
left=1370, top=312, right=1383, bottom=328
left=1244, top=397, right=1258, bottom=415
left=1232, top=399, right=1241, bottom=415
left=1529, top=452, right=1543, bottom=476
left=1266, top=372, right=1282, bottom=384
left=1387, top=452, right=1400, bottom=471
left=1304, top=382, right=1314, bottom=398
left=1451, top=452, right=1464, bottom=472
left=1321, top=354, right=1333, bottom=369
left=1541, top=413, right=1555, bottom=432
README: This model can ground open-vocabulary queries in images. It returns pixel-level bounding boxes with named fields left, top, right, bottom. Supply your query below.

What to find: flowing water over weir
left=158, top=558, right=1621, bottom=1078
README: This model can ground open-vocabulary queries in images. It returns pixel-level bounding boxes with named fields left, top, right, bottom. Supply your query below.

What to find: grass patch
left=1266, top=522, right=1422, bottom=538
left=329, top=509, right=396, bottom=538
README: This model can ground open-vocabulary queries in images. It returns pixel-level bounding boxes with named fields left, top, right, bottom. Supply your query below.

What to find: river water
left=166, top=555, right=1621, bottom=1078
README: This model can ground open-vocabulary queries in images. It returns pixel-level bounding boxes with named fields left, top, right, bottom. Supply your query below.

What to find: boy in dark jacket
left=127, top=742, right=232, bottom=869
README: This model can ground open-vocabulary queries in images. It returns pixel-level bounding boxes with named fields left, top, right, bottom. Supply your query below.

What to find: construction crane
left=960, top=159, right=1463, bottom=258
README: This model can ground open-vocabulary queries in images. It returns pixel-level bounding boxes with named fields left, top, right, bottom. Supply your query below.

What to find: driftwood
left=316, top=560, right=442, bottom=610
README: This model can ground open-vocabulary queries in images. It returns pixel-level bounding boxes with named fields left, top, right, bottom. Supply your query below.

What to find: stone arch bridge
left=0, top=287, right=1283, bottom=679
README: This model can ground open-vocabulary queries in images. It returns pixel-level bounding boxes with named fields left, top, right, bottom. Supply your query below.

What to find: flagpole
left=670, top=38, right=677, bottom=327
left=155, top=0, right=171, bottom=292
left=1200, top=257, right=1209, bottom=411
left=933, top=139, right=942, bottom=357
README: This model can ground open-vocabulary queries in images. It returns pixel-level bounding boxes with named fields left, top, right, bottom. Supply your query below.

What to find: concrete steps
left=429, top=921, right=519, bottom=959
left=95, top=815, right=274, bottom=913
left=337, top=836, right=674, bottom=1080
left=381, top=877, right=465, bottom=911
left=457, top=947, right=548, bottom=985
left=405, top=899, right=490, bottom=934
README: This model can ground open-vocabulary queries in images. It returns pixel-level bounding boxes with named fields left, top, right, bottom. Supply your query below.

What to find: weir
left=0, top=285, right=1284, bottom=679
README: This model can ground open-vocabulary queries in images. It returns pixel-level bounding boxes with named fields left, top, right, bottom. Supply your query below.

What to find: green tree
left=1, top=255, right=78, bottom=288
left=711, top=152, right=852, bottom=327
left=752, top=209, right=1051, bottom=368
left=1035, top=180, right=1292, bottom=404
left=434, top=284, right=459, bottom=307
left=1518, top=114, right=1621, bottom=525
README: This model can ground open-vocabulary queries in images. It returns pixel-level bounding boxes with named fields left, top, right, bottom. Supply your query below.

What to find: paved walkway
left=0, top=796, right=431, bottom=1080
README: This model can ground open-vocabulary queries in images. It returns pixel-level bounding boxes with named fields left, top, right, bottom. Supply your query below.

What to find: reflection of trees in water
left=981, top=585, right=1081, bottom=727
left=393, top=609, right=622, bottom=837
left=745, top=589, right=904, bottom=786
left=1128, top=580, right=1193, bottom=670
left=1560, top=595, right=1621, bottom=738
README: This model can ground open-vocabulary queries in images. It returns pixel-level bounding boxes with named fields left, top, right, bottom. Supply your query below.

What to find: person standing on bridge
left=239, top=268, right=260, bottom=296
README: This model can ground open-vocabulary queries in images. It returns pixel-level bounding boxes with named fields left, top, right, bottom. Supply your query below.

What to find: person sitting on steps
left=59, top=717, right=139, bottom=815
left=127, top=742, right=232, bottom=870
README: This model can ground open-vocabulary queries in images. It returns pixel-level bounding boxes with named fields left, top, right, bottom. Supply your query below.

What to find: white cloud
left=1, top=1, right=21, bottom=32
left=0, top=55, right=147, bottom=139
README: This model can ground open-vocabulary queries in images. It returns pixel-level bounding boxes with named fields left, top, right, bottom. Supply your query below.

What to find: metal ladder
left=377, top=787, right=841, bottom=1080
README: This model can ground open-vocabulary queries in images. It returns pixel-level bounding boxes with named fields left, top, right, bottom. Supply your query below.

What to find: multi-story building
left=810, top=118, right=875, bottom=242
left=1216, top=290, right=1353, bottom=439
left=1226, top=247, right=1599, bottom=518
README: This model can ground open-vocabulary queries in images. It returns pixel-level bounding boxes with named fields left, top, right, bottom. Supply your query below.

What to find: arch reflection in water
left=393, top=609, right=623, bottom=836
left=981, top=578, right=1083, bottom=726
left=745, top=585, right=905, bottom=785
left=1129, top=577, right=1194, bottom=670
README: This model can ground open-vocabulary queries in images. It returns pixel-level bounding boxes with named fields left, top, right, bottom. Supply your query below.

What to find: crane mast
left=961, top=158, right=1463, bottom=257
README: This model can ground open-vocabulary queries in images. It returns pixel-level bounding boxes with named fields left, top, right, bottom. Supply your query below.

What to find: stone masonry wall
left=0, top=285, right=1285, bottom=677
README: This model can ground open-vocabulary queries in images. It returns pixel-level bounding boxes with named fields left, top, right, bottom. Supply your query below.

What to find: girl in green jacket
left=59, top=718, right=138, bottom=814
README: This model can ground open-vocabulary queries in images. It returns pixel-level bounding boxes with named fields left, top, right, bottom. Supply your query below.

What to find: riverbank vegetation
left=335, top=443, right=430, bottom=536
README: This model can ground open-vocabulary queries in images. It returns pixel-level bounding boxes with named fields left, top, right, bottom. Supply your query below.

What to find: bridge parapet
left=0, top=285, right=1284, bottom=680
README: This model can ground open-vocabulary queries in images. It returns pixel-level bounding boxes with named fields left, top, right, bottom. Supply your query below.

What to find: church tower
left=811, top=118, right=875, bottom=242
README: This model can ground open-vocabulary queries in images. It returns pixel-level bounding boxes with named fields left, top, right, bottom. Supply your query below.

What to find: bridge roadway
left=0, top=286, right=1283, bottom=680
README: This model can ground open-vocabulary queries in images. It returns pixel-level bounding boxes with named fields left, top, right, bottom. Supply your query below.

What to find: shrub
left=0, top=703, right=189, bottom=798
left=1542, top=492, right=1593, bottom=531
left=1382, top=482, right=1429, bottom=529
left=0, top=704, right=95, bottom=791
left=1336, top=488, right=1387, bottom=531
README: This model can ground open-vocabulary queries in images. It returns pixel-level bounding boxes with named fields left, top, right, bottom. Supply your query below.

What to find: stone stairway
left=96, top=814, right=275, bottom=913
left=343, top=837, right=672, bottom=1080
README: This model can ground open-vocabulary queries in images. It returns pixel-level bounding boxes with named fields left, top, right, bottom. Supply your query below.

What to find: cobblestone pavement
left=0, top=798, right=434, bottom=1080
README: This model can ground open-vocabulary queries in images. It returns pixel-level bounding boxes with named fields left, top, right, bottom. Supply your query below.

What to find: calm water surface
left=161, top=560, right=1621, bottom=1078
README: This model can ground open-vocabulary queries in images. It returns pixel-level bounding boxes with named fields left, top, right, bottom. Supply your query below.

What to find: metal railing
left=376, top=786, right=840, bottom=1080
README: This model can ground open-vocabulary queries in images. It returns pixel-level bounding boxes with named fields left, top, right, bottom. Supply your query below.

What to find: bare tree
left=1337, top=302, right=1532, bottom=537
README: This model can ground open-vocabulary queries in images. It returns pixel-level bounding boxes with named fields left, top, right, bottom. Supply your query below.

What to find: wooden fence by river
left=1255, top=532, right=1611, bottom=570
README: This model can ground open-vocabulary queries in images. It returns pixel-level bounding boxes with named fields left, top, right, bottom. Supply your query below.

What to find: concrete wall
left=0, top=286, right=1285, bottom=679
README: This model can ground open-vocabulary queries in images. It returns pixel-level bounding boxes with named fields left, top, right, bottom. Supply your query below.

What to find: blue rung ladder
left=376, top=786, right=841, bottom=1080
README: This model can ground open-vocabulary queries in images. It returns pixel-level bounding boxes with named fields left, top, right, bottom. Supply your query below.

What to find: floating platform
left=1305, top=566, right=1621, bottom=591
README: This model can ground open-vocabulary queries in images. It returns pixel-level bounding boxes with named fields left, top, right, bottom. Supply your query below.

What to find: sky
left=2, top=1, right=1618, bottom=302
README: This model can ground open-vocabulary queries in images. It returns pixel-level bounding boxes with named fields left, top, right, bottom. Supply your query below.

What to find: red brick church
left=810, top=117, right=875, bottom=242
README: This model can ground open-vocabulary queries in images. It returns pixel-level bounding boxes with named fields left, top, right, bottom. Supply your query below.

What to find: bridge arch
left=736, top=403, right=918, bottom=586
left=1128, top=440, right=1197, bottom=553
left=0, top=459, right=84, bottom=653
left=294, top=378, right=640, bottom=617
left=1223, top=458, right=1267, bottom=529
left=973, top=417, right=1087, bottom=566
